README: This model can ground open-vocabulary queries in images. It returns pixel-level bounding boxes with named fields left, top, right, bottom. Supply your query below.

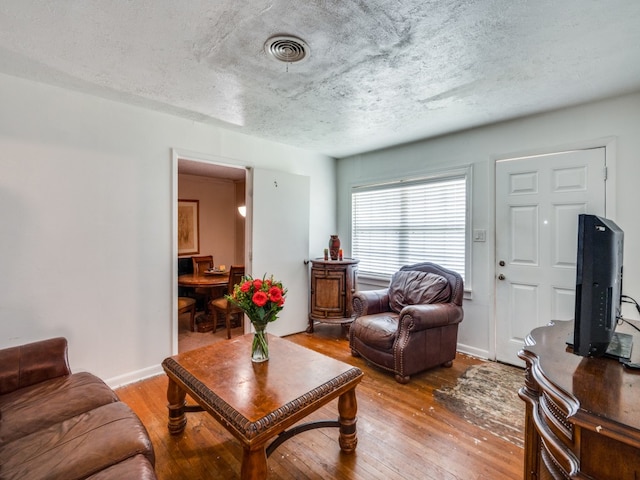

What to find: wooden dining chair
left=191, top=255, right=213, bottom=274
left=209, top=265, right=245, bottom=339
left=177, top=297, right=197, bottom=332
left=190, top=255, right=214, bottom=309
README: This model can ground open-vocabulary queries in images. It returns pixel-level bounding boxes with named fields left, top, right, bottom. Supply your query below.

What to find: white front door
left=250, top=168, right=310, bottom=336
left=495, top=148, right=606, bottom=365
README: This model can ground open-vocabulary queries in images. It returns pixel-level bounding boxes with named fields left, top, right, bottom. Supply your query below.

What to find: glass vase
left=251, top=322, right=269, bottom=362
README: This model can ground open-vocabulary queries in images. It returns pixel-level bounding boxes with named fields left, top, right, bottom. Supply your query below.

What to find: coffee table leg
left=166, top=377, right=187, bottom=435
left=338, top=388, right=358, bottom=453
left=241, top=446, right=268, bottom=480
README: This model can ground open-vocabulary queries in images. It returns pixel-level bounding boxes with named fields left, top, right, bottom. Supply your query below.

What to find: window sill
left=356, top=274, right=391, bottom=289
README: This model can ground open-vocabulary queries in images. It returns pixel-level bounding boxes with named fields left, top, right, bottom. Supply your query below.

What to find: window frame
left=350, top=165, right=472, bottom=293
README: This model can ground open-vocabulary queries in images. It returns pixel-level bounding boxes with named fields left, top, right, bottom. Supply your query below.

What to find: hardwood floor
left=116, top=324, right=523, bottom=479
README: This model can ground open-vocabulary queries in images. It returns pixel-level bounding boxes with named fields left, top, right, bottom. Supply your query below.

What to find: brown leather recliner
left=349, top=262, right=464, bottom=383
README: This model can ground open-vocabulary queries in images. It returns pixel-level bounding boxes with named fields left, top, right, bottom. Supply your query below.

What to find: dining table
left=178, top=271, right=230, bottom=289
left=178, top=271, right=230, bottom=332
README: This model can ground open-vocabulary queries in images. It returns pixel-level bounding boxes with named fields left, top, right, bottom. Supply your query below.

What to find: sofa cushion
left=0, top=401, right=155, bottom=480
left=85, top=454, right=157, bottom=480
left=351, top=313, right=399, bottom=350
left=389, top=271, right=451, bottom=313
left=0, top=372, right=118, bottom=446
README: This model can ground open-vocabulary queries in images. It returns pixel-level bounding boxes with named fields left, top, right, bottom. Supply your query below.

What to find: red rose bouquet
left=227, top=274, right=286, bottom=325
left=226, top=274, right=287, bottom=361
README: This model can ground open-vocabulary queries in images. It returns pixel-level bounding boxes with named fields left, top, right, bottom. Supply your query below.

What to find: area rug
left=434, top=362, right=525, bottom=448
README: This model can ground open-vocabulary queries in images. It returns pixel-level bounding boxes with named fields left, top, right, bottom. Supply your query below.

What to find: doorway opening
left=173, top=152, right=248, bottom=353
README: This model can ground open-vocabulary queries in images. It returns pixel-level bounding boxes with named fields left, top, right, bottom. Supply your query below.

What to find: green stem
left=251, top=324, right=269, bottom=362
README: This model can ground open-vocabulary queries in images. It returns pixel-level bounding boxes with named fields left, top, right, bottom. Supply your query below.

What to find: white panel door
left=250, top=168, right=310, bottom=337
left=495, top=148, right=606, bottom=365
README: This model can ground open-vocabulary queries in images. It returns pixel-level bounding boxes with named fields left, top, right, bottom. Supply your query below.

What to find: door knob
left=498, top=274, right=506, bottom=280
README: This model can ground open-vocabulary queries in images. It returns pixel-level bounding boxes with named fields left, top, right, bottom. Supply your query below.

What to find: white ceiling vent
left=264, top=35, right=309, bottom=63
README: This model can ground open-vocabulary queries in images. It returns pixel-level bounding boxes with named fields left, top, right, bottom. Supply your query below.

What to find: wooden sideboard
left=307, top=258, right=359, bottom=333
left=518, top=320, right=640, bottom=480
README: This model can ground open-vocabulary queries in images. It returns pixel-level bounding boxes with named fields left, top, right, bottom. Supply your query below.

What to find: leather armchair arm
left=398, top=303, right=463, bottom=332
left=352, top=289, right=390, bottom=317
left=0, top=337, right=71, bottom=395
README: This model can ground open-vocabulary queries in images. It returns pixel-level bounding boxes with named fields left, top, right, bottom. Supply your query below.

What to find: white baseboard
left=457, top=343, right=491, bottom=361
left=105, top=364, right=164, bottom=390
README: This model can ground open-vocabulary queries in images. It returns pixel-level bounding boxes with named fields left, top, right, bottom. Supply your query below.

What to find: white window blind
left=352, top=175, right=467, bottom=281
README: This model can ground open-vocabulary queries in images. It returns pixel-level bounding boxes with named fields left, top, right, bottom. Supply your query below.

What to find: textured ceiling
left=1, top=1, right=639, bottom=158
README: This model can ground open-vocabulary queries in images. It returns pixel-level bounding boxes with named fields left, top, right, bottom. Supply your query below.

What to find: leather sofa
left=0, top=337, right=157, bottom=480
left=349, top=262, right=464, bottom=383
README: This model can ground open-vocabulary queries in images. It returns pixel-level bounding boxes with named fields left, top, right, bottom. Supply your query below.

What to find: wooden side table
left=518, top=320, right=640, bottom=480
left=307, top=258, right=359, bottom=333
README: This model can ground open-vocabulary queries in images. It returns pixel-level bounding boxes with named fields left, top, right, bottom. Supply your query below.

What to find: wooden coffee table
left=162, top=334, right=364, bottom=479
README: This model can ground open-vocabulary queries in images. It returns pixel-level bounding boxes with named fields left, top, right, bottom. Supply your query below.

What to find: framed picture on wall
left=178, top=199, right=199, bottom=255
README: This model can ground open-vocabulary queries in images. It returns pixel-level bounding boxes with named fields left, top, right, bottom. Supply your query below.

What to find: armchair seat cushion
left=351, top=313, right=399, bottom=350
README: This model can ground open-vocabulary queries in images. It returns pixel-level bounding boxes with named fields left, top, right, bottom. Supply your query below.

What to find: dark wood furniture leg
left=166, top=378, right=187, bottom=435
left=188, top=304, right=196, bottom=332
left=241, top=446, right=268, bottom=480
left=338, top=387, right=358, bottom=453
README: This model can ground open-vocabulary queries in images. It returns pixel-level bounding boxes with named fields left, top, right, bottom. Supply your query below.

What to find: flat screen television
left=572, top=213, right=630, bottom=358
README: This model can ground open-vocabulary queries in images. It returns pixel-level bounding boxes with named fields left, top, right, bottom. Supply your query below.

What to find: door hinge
left=604, top=166, right=608, bottom=181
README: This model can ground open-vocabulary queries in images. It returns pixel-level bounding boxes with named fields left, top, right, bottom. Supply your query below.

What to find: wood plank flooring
left=116, top=324, right=523, bottom=479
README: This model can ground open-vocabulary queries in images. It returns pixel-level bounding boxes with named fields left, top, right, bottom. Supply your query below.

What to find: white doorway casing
left=494, top=146, right=610, bottom=365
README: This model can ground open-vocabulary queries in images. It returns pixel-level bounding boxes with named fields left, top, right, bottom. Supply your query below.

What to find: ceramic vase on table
left=329, top=235, right=341, bottom=261
left=251, top=322, right=269, bottom=362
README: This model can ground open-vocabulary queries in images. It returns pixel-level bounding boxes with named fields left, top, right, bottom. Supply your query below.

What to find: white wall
left=178, top=174, right=241, bottom=267
left=0, top=73, right=336, bottom=386
left=337, top=92, right=640, bottom=360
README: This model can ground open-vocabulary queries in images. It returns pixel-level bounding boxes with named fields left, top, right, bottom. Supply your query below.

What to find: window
left=351, top=169, right=469, bottom=285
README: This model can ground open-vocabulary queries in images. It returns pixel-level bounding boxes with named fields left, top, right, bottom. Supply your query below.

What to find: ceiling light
left=264, top=35, right=309, bottom=64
